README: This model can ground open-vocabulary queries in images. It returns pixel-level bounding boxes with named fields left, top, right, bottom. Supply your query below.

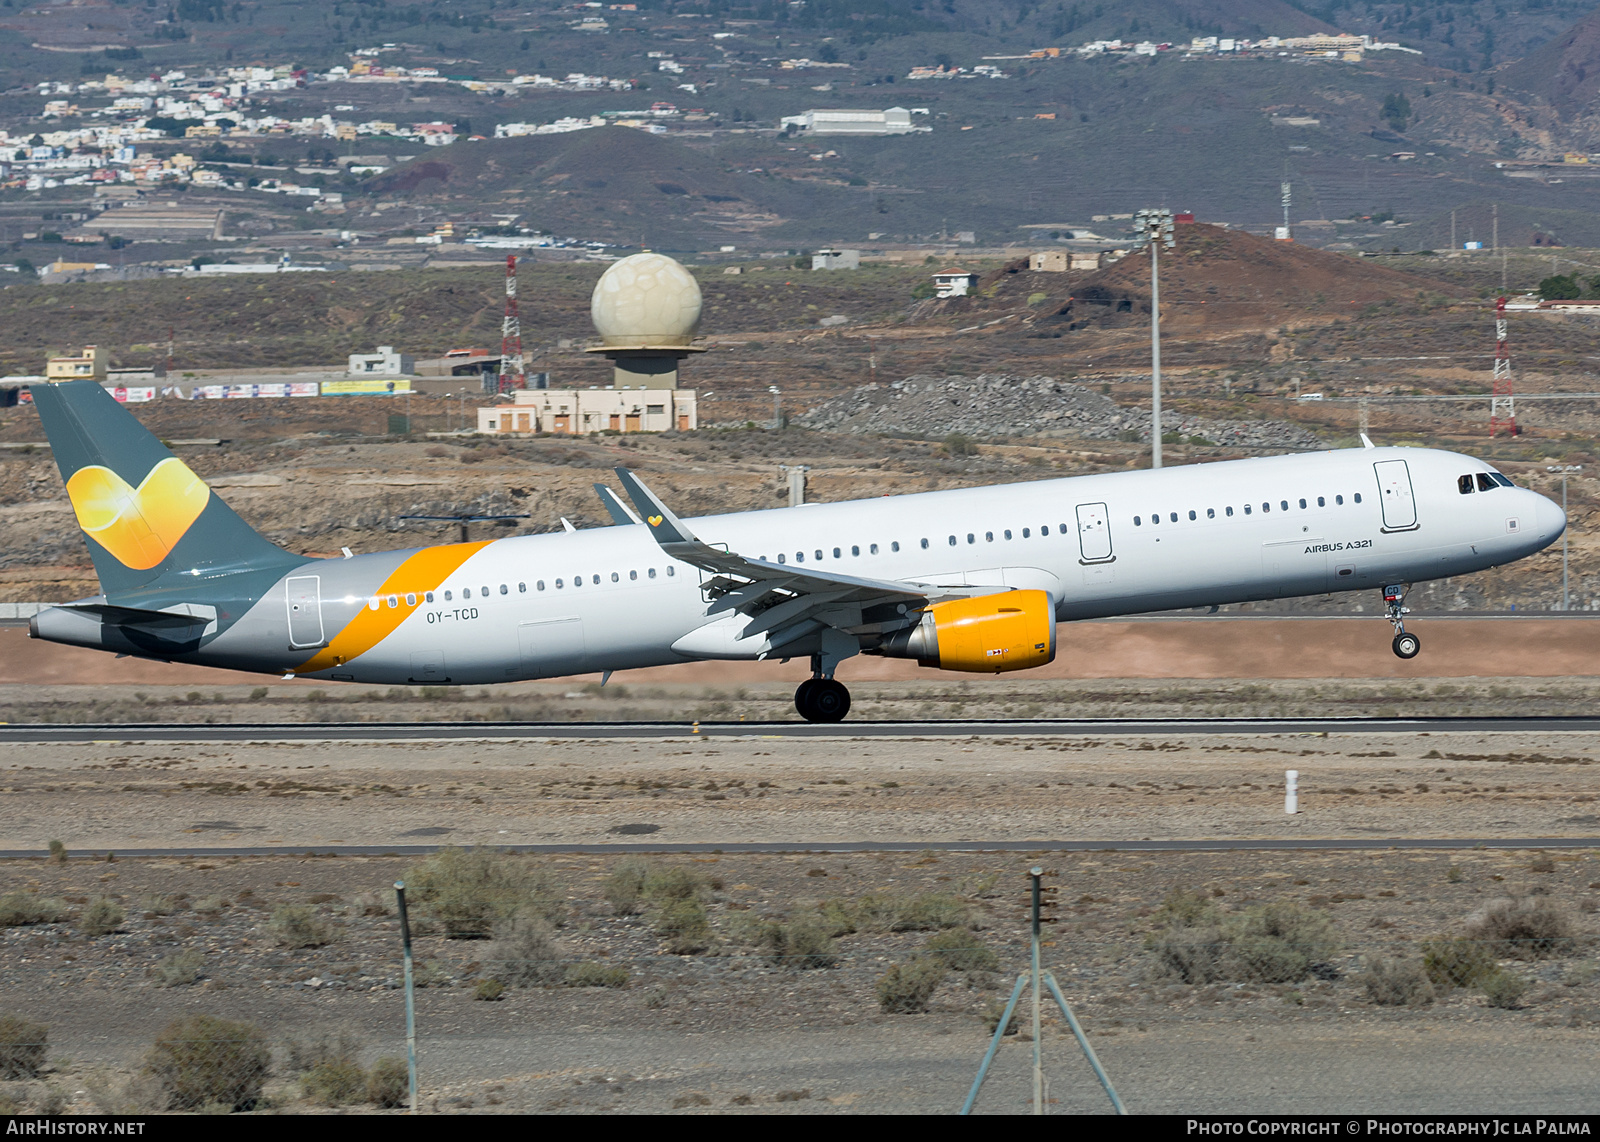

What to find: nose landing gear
left=1384, top=584, right=1420, bottom=660
left=795, top=677, right=851, bottom=722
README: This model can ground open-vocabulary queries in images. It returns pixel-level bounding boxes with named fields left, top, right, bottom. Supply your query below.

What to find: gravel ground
left=796, top=374, right=1324, bottom=451
left=2, top=846, right=1598, bottom=1114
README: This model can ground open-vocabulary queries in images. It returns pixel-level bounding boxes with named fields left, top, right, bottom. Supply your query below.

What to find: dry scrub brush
left=405, top=848, right=563, bottom=939
left=144, top=1015, right=270, bottom=1111
left=1146, top=889, right=1339, bottom=984
left=0, top=1015, right=47, bottom=1079
left=1464, top=897, right=1578, bottom=958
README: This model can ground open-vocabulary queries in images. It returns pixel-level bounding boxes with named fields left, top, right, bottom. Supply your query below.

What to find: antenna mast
left=498, top=254, right=525, bottom=394
left=1489, top=296, right=1517, bottom=438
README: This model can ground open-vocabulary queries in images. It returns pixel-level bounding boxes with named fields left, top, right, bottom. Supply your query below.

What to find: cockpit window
left=1476, top=473, right=1496, bottom=492
left=1491, top=473, right=1515, bottom=488
left=1458, top=474, right=1475, bottom=495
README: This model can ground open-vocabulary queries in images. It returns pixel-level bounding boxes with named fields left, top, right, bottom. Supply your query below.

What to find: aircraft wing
left=612, top=468, right=1001, bottom=649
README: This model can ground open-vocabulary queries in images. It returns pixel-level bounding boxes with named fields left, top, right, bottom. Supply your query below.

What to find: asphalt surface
left=2, top=715, right=1600, bottom=743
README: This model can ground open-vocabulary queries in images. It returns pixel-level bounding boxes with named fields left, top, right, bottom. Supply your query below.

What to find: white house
left=932, top=268, right=980, bottom=298
left=347, top=345, right=414, bottom=376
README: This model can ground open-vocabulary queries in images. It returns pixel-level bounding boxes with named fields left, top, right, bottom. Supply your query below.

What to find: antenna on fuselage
left=1360, top=434, right=1376, bottom=449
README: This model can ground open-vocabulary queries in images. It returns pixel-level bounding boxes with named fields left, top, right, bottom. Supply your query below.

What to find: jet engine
left=875, top=590, right=1055, bottom=673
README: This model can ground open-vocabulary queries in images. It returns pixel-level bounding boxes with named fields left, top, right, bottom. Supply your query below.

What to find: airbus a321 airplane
left=27, top=379, right=1566, bottom=721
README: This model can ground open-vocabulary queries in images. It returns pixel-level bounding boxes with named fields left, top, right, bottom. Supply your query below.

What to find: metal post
left=1042, top=972, right=1127, bottom=1114
left=1149, top=238, right=1162, bottom=470
left=960, top=973, right=1028, bottom=1115
left=1030, top=865, right=1043, bottom=1115
left=395, top=880, right=418, bottom=1114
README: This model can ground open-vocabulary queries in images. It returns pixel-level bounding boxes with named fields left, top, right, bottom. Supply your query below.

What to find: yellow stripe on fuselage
left=294, top=541, right=491, bottom=674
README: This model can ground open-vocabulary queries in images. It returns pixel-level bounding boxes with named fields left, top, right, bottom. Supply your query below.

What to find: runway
left=2, top=714, right=1600, bottom=743
left=1, top=836, right=1596, bottom=860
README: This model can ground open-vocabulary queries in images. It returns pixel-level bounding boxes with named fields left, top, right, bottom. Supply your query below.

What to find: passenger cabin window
left=537, top=581, right=545, bottom=591
left=851, top=545, right=860, bottom=556
left=500, top=584, right=509, bottom=595
left=1134, top=516, right=1142, bottom=526
left=554, top=580, right=563, bottom=589
left=814, top=550, right=823, bottom=561
left=1459, top=474, right=1475, bottom=495
left=1225, top=507, right=1233, bottom=517
left=1188, top=510, right=1197, bottom=521
left=834, top=547, right=842, bottom=558
left=611, top=573, right=619, bottom=583
left=1280, top=501, right=1289, bottom=512
left=1298, top=499, right=1307, bottom=509
left=869, top=544, right=879, bottom=555
left=966, top=533, right=975, bottom=545
left=985, top=532, right=994, bottom=542
left=518, top=583, right=526, bottom=593
left=425, top=592, right=435, bottom=603
left=1317, top=497, right=1325, bottom=507
left=1354, top=493, right=1363, bottom=503
left=1169, top=512, right=1178, bottom=523
left=573, top=576, right=582, bottom=587
left=1004, top=530, right=1013, bottom=540
left=1262, top=503, right=1271, bottom=513
left=1244, top=505, right=1252, bottom=515
left=629, top=570, right=638, bottom=580
left=1023, top=528, right=1031, bottom=538
left=1059, top=524, right=1068, bottom=534
left=649, top=568, right=657, bottom=578
left=892, top=542, right=901, bottom=552
left=1336, top=495, right=1343, bottom=505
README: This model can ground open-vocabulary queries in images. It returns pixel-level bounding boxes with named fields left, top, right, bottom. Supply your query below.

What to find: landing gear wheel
left=1392, top=632, right=1421, bottom=660
left=796, top=678, right=851, bottom=723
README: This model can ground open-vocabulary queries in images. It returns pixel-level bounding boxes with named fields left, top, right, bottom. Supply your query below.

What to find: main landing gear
left=795, top=676, right=851, bottom=723
left=1384, top=584, right=1421, bottom=660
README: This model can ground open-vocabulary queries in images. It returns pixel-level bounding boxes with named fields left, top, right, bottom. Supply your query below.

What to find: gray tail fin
left=31, top=380, right=307, bottom=601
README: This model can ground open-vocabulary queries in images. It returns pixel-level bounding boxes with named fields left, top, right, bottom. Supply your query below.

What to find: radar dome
left=590, top=253, right=702, bottom=348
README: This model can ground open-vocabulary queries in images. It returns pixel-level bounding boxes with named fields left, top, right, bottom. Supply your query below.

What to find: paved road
left=2, top=714, right=1600, bottom=743
left=3, top=837, right=1595, bottom=860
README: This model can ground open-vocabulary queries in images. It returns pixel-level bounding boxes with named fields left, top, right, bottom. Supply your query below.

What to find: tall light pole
left=1133, top=208, right=1174, bottom=468
left=769, top=384, right=782, bottom=430
left=1548, top=465, right=1582, bottom=610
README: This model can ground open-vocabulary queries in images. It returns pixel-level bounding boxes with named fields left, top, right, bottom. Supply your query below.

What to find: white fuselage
left=197, top=445, right=1563, bottom=685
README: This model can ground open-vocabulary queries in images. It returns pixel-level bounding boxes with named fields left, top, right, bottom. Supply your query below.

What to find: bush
left=855, top=892, right=969, bottom=933
left=145, top=1015, right=270, bottom=1111
left=48, top=840, right=66, bottom=864
left=1465, top=897, right=1575, bottom=958
left=1421, top=937, right=1499, bottom=989
left=474, top=978, right=505, bottom=1001
left=943, top=432, right=977, bottom=457
left=405, top=848, right=561, bottom=938
left=284, top=1031, right=362, bottom=1075
left=1147, top=894, right=1338, bottom=984
left=764, top=915, right=838, bottom=970
left=563, top=962, right=630, bottom=988
left=604, top=856, right=653, bottom=915
left=0, top=893, right=70, bottom=927
left=152, top=949, right=205, bottom=987
left=484, top=913, right=564, bottom=985
left=925, top=929, right=1000, bottom=973
left=657, top=898, right=713, bottom=954
left=302, top=1058, right=368, bottom=1106
left=642, top=865, right=705, bottom=905
left=1360, top=957, right=1434, bottom=1006
left=1481, top=969, right=1530, bottom=1009
left=876, top=957, right=947, bottom=1014
left=269, top=904, right=334, bottom=949
left=367, top=1057, right=409, bottom=1108
left=0, top=1015, right=47, bottom=1078
left=81, top=898, right=125, bottom=938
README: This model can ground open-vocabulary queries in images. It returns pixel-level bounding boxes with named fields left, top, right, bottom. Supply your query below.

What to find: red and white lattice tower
left=498, top=254, right=525, bottom=394
left=1489, top=296, right=1517, bottom=437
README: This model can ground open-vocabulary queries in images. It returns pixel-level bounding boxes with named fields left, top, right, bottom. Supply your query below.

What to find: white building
left=347, top=345, right=414, bottom=377
left=811, top=248, right=860, bottom=270
left=479, top=388, right=697, bottom=435
left=931, top=269, right=980, bottom=298
left=779, top=107, right=929, bottom=136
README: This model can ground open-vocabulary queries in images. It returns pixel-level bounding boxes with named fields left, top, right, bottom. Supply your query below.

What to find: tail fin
left=31, top=380, right=307, bottom=601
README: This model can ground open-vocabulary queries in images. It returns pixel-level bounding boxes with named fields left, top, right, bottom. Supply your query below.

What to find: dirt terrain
left=3, top=748, right=1599, bottom=1114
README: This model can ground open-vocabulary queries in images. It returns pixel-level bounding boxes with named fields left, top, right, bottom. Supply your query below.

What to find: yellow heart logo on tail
left=648, top=514, right=664, bottom=527
left=66, top=457, right=210, bottom=570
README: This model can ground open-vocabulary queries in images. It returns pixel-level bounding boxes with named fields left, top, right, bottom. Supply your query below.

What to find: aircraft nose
left=1535, top=491, right=1568, bottom=543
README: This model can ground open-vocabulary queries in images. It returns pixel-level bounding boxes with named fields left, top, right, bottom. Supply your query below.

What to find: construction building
left=812, top=248, right=861, bottom=270
left=346, top=346, right=415, bottom=377
left=45, top=346, right=108, bottom=382
left=479, top=388, right=697, bottom=434
left=932, top=268, right=980, bottom=298
left=1029, top=250, right=1104, bottom=272
left=779, top=107, right=929, bottom=136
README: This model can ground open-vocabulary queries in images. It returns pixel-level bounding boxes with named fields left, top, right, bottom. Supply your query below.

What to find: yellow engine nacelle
left=876, top=590, right=1056, bottom=673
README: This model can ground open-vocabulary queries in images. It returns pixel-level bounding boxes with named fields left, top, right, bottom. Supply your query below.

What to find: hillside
left=365, top=128, right=874, bottom=249
left=1500, top=6, right=1600, bottom=120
